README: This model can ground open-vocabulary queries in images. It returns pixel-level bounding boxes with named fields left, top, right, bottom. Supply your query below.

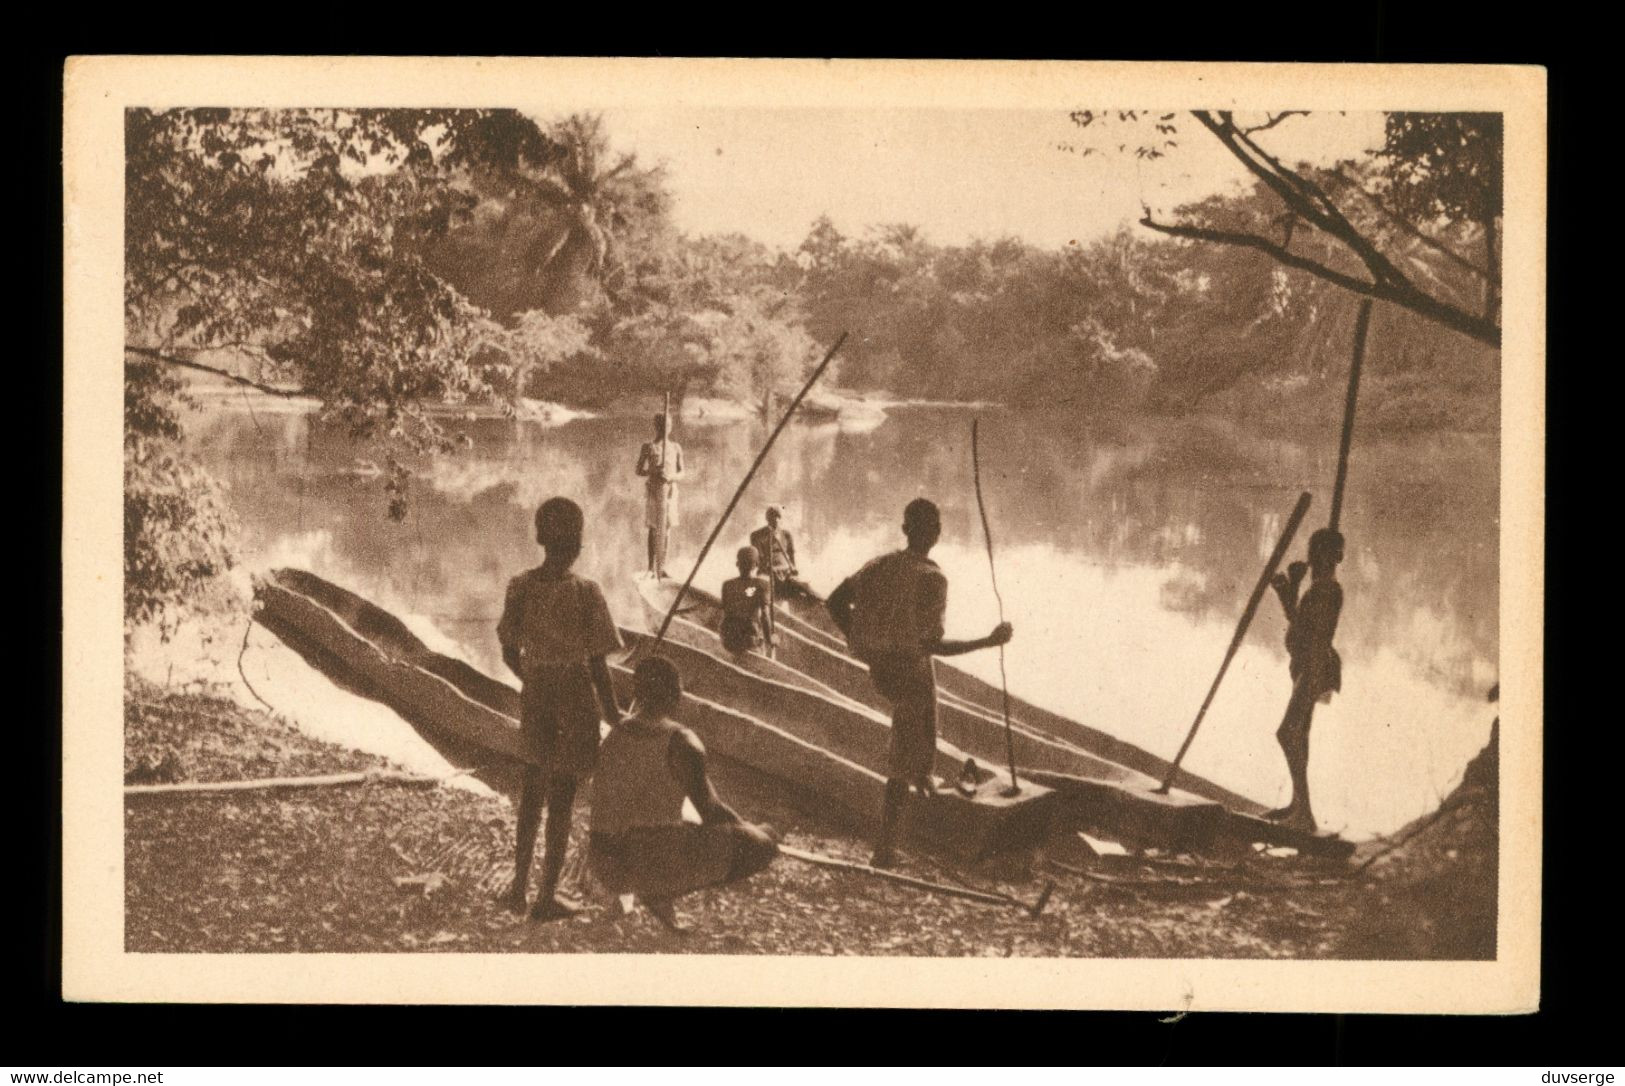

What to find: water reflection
left=186, top=405, right=1499, bottom=838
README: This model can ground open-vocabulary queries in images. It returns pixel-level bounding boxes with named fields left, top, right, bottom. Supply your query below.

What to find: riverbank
left=125, top=675, right=1497, bottom=958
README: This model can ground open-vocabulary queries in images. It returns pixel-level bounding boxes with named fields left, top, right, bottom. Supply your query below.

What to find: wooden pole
left=659, top=390, right=672, bottom=574
left=1156, top=490, right=1314, bottom=794
left=971, top=418, right=1020, bottom=795
left=1329, top=301, right=1373, bottom=534
left=764, top=547, right=777, bottom=660
left=779, top=844, right=1052, bottom=915
left=125, top=770, right=440, bottom=798
left=647, top=333, right=848, bottom=652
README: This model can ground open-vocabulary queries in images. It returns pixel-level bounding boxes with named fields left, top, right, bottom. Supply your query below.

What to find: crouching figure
left=589, top=656, right=779, bottom=930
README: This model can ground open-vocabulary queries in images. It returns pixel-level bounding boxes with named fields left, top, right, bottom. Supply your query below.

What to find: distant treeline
left=421, top=156, right=1499, bottom=431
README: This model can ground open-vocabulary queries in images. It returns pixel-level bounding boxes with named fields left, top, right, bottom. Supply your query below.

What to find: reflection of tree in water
left=190, top=405, right=1497, bottom=700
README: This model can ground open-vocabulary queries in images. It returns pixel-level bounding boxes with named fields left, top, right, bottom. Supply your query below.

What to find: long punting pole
left=971, top=418, right=1020, bottom=796
left=1155, top=490, right=1314, bottom=794
left=779, top=844, right=1054, bottom=916
left=647, top=332, right=848, bottom=652
left=1329, top=301, right=1374, bottom=534
left=659, top=390, right=671, bottom=573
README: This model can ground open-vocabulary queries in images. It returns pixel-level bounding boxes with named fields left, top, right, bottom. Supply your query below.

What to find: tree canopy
left=1066, top=110, right=1503, bottom=347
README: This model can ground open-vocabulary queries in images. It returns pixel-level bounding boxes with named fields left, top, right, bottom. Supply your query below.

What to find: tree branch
left=125, top=345, right=314, bottom=399
left=1202, top=111, right=1411, bottom=290
left=1139, top=216, right=1501, bottom=348
left=1325, top=168, right=1495, bottom=283
left=1139, top=216, right=1382, bottom=296
left=1238, top=110, right=1310, bottom=136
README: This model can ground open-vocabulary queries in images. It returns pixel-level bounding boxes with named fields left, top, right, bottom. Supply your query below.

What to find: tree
left=123, top=107, right=552, bottom=629
left=1380, top=113, right=1502, bottom=324
left=1068, top=110, right=1502, bottom=348
left=417, top=113, right=671, bottom=318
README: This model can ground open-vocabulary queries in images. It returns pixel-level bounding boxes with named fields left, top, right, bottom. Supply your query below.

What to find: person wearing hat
left=718, top=545, right=776, bottom=657
left=1265, top=527, right=1346, bottom=833
left=635, top=413, right=685, bottom=576
left=750, top=505, right=813, bottom=600
left=589, top=655, right=779, bottom=931
left=825, top=498, right=1013, bottom=867
left=495, top=497, right=625, bottom=921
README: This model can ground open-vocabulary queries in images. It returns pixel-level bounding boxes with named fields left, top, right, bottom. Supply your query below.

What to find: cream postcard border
left=62, top=56, right=1545, bottom=1011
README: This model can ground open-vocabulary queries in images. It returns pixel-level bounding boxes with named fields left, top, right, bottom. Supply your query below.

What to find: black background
left=22, top=15, right=1595, bottom=1063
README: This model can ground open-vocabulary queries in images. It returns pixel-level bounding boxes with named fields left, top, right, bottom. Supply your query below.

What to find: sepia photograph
left=61, top=57, right=1544, bottom=1010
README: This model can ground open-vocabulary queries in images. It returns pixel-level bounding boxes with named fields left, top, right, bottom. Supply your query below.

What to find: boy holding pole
left=1265, top=527, right=1345, bottom=833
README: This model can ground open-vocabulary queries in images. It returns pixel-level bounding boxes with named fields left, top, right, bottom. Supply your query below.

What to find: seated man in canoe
left=496, top=497, right=625, bottom=921
left=589, top=655, right=780, bottom=931
left=826, top=498, right=1012, bottom=867
left=718, top=545, right=776, bottom=657
left=750, top=505, right=815, bottom=600
left=1265, top=527, right=1345, bottom=834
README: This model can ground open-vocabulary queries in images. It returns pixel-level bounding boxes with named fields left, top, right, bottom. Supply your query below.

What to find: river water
left=181, top=397, right=1498, bottom=840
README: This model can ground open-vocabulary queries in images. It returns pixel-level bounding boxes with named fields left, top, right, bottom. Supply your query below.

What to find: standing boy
left=1266, top=527, right=1345, bottom=833
left=590, top=656, right=779, bottom=931
left=635, top=413, right=685, bottom=576
left=826, top=498, right=1012, bottom=867
left=496, top=497, right=624, bottom=921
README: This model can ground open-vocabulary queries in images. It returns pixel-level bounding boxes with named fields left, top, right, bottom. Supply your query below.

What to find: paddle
left=1155, top=490, right=1314, bottom=795
left=644, top=332, right=849, bottom=655
left=971, top=418, right=1020, bottom=796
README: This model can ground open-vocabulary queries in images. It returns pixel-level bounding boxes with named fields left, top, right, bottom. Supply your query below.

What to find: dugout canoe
left=638, top=574, right=1354, bottom=859
left=734, top=578, right=1260, bottom=806
left=252, top=568, right=1057, bottom=860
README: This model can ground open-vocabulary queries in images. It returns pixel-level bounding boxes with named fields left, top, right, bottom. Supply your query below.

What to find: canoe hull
left=255, top=569, right=1056, bottom=860
left=731, top=572, right=1261, bottom=809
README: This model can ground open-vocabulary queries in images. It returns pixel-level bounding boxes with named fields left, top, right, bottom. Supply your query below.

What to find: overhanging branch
left=126, top=345, right=315, bottom=399
left=1325, top=168, right=1495, bottom=283
left=1139, top=216, right=1501, bottom=348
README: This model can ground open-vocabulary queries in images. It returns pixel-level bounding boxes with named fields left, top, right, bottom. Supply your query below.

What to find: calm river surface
left=182, top=398, right=1499, bottom=840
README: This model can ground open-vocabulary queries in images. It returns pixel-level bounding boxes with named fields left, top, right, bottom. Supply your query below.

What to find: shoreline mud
left=124, top=673, right=1497, bottom=958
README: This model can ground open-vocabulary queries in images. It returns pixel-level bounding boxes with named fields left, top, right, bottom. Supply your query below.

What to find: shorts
left=589, top=822, right=778, bottom=899
left=719, top=615, right=761, bottom=655
left=1289, top=648, right=1342, bottom=705
left=521, top=661, right=604, bottom=779
left=865, top=653, right=939, bottom=781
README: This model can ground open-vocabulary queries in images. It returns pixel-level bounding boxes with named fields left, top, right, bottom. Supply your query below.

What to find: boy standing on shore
left=496, top=497, right=624, bottom=921
left=826, top=498, right=1012, bottom=867
left=1266, top=527, right=1345, bottom=834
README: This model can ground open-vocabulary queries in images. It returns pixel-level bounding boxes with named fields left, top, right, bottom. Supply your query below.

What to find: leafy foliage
left=415, top=113, right=671, bottom=318
left=124, top=356, right=238, bottom=639
left=123, top=107, right=573, bottom=630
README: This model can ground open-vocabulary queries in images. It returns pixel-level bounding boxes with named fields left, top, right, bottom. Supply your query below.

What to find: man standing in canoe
left=496, top=497, right=624, bottom=921
left=590, top=655, right=779, bottom=931
left=635, top=413, right=685, bottom=576
left=826, top=498, right=1012, bottom=867
left=1265, top=527, right=1345, bottom=834
left=750, top=505, right=814, bottom=600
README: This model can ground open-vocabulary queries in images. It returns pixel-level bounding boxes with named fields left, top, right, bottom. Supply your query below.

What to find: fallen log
left=124, top=769, right=440, bottom=798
